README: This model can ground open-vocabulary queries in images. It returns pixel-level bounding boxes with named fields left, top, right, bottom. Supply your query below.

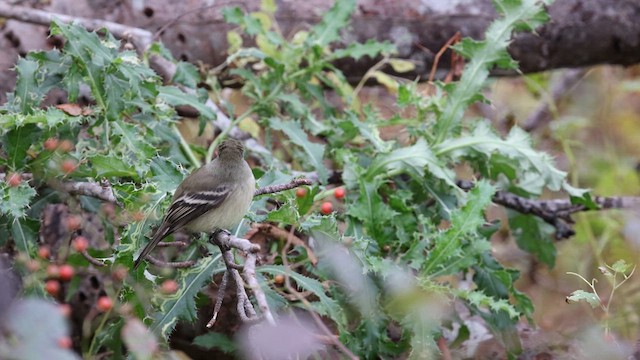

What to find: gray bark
left=0, top=0, right=638, bottom=98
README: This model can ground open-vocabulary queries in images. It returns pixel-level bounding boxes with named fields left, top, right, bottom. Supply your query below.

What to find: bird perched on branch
left=134, top=139, right=255, bottom=269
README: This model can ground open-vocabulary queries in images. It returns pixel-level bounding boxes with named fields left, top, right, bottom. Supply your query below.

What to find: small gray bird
left=134, top=139, right=255, bottom=269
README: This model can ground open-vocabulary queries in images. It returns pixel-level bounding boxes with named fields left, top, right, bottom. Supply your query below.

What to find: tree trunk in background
left=0, top=0, right=639, bottom=99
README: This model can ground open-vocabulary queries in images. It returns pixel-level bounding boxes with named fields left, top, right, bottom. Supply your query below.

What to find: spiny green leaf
left=269, top=118, right=328, bottom=183
left=0, top=184, right=37, bottom=219
left=111, top=120, right=156, bottom=159
left=157, top=86, right=216, bottom=120
left=435, top=0, right=548, bottom=141
left=308, top=0, right=356, bottom=46
left=423, top=181, right=495, bottom=276
left=437, top=121, right=567, bottom=194
left=348, top=179, right=396, bottom=238
left=89, top=154, right=139, bottom=179
left=151, top=254, right=224, bottom=338
left=4, top=123, right=41, bottom=169
left=11, top=218, right=37, bottom=252
left=150, top=157, right=186, bottom=194
left=509, top=212, right=556, bottom=267
left=366, top=138, right=459, bottom=189
left=8, top=58, right=43, bottom=114
left=258, top=265, right=344, bottom=326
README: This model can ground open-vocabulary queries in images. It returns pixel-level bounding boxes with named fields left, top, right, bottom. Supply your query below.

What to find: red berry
left=320, top=202, right=333, bottom=215
left=274, top=274, right=285, bottom=285
left=59, top=265, right=74, bottom=281
left=96, top=296, right=113, bottom=312
left=72, top=236, right=89, bottom=252
left=45, top=280, right=60, bottom=296
left=44, top=137, right=59, bottom=151
left=58, top=139, right=74, bottom=152
left=6, top=173, right=21, bottom=187
left=131, top=211, right=145, bottom=222
left=160, top=279, right=179, bottom=294
left=66, top=215, right=82, bottom=231
left=295, top=187, right=307, bottom=198
left=334, top=187, right=346, bottom=200
left=58, top=336, right=72, bottom=349
left=61, top=159, right=77, bottom=174
left=26, top=259, right=40, bottom=272
left=46, top=264, right=60, bottom=278
left=38, top=246, right=51, bottom=259
left=112, top=266, right=127, bottom=282
left=59, top=303, right=72, bottom=317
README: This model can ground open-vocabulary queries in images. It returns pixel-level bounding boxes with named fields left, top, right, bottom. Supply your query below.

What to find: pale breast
left=185, top=165, right=255, bottom=233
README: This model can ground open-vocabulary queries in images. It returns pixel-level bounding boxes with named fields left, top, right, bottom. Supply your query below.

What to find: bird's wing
left=133, top=185, right=232, bottom=269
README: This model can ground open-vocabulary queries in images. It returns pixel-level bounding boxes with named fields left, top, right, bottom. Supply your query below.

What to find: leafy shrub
left=0, top=0, right=590, bottom=358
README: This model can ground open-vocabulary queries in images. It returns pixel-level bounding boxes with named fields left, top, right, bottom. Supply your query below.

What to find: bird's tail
left=133, top=225, right=171, bottom=270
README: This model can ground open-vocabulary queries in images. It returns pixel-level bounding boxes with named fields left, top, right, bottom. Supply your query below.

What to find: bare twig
left=247, top=223, right=318, bottom=266
left=254, top=178, right=313, bottom=197
left=59, top=179, right=122, bottom=207
left=145, top=255, right=196, bottom=268
left=80, top=250, right=106, bottom=267
left=155, top=241, right=188, bottom=247
left=0, top=173, right=121, bottom=206
left=0, top=3, right=153, bottom=50
left=457, top=180, right=640, bottom=239
left=207, top=231, right=276, bottom=326
left=427, top=32, right=461, bottom=83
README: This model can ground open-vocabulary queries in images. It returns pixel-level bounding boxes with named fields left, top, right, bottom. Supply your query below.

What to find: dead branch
left=457, top=180, right=640, bottom=239
left=207, top=231, right=276, bottom=327
left=0, top=3, right=153, bottom=50
left=145, top=255, right=196, bottom=268
left=247, top=223, right=318, bottom=266
left=254, top=178, right=313, bottom=197
left=80, top=250, right=106, bottom=267
left=59, top=179, right=122, bottom=207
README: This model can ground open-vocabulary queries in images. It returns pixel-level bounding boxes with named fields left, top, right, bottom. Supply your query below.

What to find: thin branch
left=0, top=3, right=153, bottom=50
left=80, top=250, right=106, bottom=267
left=457, top=180, right=640, bottom=239
left=247, top=223, right=318, bottom=266
left=428, top=32, right=461, bottom=83
left=0, top=173, right=121, bottom=206
left=155, top=241, right=188, bottom=247
left=145, top=255, right=196, bottom=268
left=208, top=231, right=276, bottom=326
left=59, top=179, right=122, bottom=207
left=254, top=178, right=313, bottom=197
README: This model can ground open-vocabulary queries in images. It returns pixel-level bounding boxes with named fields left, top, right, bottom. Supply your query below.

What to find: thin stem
left=173, top=125, right=201, bottom=168
left=87, top=307, right=112, bottom=357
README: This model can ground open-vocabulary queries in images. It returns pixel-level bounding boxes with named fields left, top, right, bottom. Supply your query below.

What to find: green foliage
left=0, top=0, right=589, bottom=358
